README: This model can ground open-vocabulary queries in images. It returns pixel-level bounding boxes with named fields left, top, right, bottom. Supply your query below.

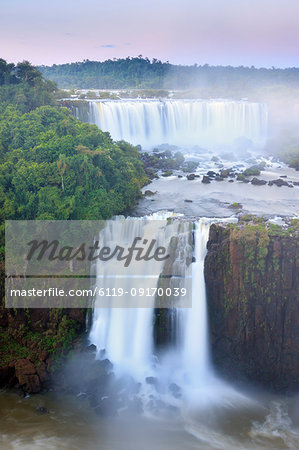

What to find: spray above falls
left=78, top=99, right=268, bottom=149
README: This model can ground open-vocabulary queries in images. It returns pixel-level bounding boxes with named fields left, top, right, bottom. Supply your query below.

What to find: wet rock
left=182, top=161, right=199, bottom=173
left=36, top=362, right=49, bottom=384
left=207, top=171, right=216, bottom=177
left=22, top=374, right=41, bottom=394
left=162, top=171, right=173, bottom=177
left=97, top=358, right=113, bottom=372
left=187, top=173, right=196, bottom=180
left=169, top=382, right=182, bottom=398
left=177, top=175, right=183, bottom=178
left=229, top=179, right=234, bottom=183
left=229, top=203, right=243, bottom=209
left=220, top=169, right=229, bottom=178
left=38, top=351, right=49, bottom=362
left=293, top=181, right=299, bottom=186
left=144, top=190, right=155, bottom=196
left=205, top=222, right=299, bottom=391
left=86, top=344, right=97, bottom=353
left=184, top=199, right=193, bottom=203
left=202, top=176, right=211, bottom=184
left=35, top=406, right=49, bottom=414
left=15, top=359, right=36, bottom=382
left=215, top=176, right=224, bottom=181
left=145, top=376, right=158, bottom=386
left=99, top=349, right=106, bottom=358
left=269, top=179, right=290, bottom=187
left=243, top=166, right=261, bottom=176
left=251, top=177, right=267, bottom=185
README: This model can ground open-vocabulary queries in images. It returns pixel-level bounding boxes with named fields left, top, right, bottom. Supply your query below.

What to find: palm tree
left=57, top=154, right=67, bottom=192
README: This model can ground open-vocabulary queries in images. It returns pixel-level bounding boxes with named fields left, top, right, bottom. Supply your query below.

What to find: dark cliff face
left=0, top=294, right=87, bottom=393
left=204, top=219, right=299, bottom=391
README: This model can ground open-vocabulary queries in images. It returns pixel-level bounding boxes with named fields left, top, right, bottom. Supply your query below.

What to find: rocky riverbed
left=135, top=150, right=299, bottom=218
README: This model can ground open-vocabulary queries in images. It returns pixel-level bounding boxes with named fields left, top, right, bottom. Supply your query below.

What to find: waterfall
left=79, top=99, right=268, bottom=149
left=182, top=220, right=211, bottom=384
left=89, top=215, right=217, bottom=405
left=89, top=214, right=191, bottom=378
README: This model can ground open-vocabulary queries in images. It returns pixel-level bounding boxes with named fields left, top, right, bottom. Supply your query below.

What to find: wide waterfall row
left=78, top=99, right=268, bottom=149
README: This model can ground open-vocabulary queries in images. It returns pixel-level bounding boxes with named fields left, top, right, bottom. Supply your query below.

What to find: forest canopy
left=38, top=56, right=299, bottom=93
left=0, top=59, right=148, bottom=258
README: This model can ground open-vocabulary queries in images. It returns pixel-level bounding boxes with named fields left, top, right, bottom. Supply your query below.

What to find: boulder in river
left=220, top=169, right=229, bottom=178
left=207, top=170, right=216, bottom=177
left=251, top=177, right=267, bottom=185
left=269, top=179, right=290, bottom=187
left=202, top=176, right=211, bottom=184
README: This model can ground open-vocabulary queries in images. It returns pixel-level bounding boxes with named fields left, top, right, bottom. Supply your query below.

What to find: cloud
left=99, top=44, right=116, bottom=48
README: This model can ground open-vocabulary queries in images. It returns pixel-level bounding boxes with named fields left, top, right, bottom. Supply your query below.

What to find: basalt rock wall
left=204, top=219, right=298, bottom=391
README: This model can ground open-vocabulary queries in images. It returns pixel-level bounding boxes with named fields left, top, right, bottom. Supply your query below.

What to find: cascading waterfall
left=182, top=220, right=211, bottom=384
left=89, top=214, right=188, bottom=376
left=89, top=215, right=220, bottom=406
left=89, top=216, right=159, bottom=377
left=78, top=99, right=268, bottom=149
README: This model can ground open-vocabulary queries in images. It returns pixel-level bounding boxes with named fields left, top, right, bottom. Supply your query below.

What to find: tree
left=57, top=154, right=67, bottom=192
left=15, top=61, right=42, bottom=86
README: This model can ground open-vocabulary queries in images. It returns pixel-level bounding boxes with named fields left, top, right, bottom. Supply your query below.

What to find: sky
left=0, top=0, right=298, bottom=68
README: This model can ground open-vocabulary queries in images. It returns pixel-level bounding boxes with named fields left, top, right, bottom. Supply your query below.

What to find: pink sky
left=0, top=0, right=298, bottom=67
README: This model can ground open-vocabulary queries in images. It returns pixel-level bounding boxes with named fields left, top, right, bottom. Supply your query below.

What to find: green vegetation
left=39, top=57, right=299, bottom=170
left=0, top=312, right=81, bottom=366
left=0, top=60, right=148, bottom=259
left=38, top=57, right=299, bottom=170
left=0, top=60, right=149, bottom=368
left=231, top=215, right=299, bottom=237
left=38, top=57, right=299, bottom=93
left=218, top=218, right=298, bottom=318
left=0, top=59, right=57, bottom=112
left=141, top=150, right=198, bottom=179
left=229, top=202, right=243, bottom=209
left=0, top=106, right=147, bottom=221
left=243, top=166, right=261, bottom=176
